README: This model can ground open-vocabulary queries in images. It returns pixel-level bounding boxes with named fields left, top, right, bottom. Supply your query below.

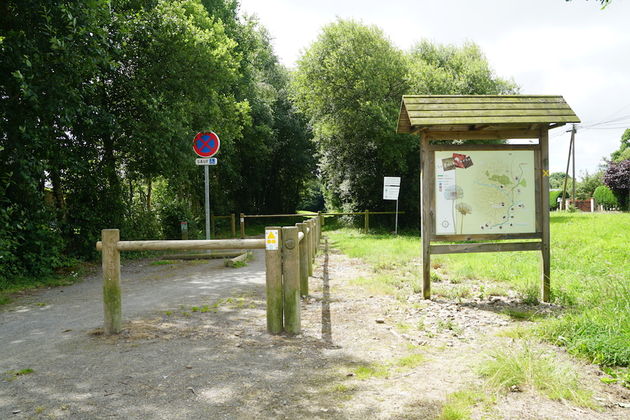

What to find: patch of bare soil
left=1, top=239, right=628, bottom=419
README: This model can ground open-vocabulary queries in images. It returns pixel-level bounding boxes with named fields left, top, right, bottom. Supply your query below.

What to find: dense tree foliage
left=610, top=129, right=630, bottom=162
left=292, top=19, right=517, bottom=225
left=0, top=0, right=313, bottom=283
left=549, top=172, right=573, bottom=191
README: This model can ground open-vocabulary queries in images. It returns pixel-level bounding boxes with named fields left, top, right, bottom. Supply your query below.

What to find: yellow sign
left=265, top=229, right=279, bottom=250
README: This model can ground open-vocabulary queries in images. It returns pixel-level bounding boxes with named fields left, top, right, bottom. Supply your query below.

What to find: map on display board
left=435, top=150, right=536, bottom=235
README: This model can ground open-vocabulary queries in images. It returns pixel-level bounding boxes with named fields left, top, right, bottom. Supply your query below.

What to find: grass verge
left=351, top=352, right=426, bottom=380
left=438, top=388, right=495, bottom=420
left=328, top=213, right=630, bottom=368
left=478, top=342, right=596, bottom=408
left=0, top=262, right=90, bottom=306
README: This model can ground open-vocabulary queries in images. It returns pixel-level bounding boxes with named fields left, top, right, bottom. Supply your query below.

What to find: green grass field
left=327, top=212, right=630, bottom=369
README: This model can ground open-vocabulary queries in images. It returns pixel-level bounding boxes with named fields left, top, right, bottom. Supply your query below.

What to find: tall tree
left=293, top=20, right=410, bottom=216
left=0, top=0, right=314, bottom=282
left=293, top=21, right=517, bottom=225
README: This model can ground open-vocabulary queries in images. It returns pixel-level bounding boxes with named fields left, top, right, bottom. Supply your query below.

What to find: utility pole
left=561, top=124, right=577, bottom=209
left=572, top=124, right=576, bottom=206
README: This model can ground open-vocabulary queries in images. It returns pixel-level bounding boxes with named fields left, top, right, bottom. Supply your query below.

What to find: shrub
left=121, top=204, right=161, bottom=240
left=593, top=185, right=618, bottom=209
left=158, top=200, right=195, bottom=240
left=603, top=159, right=630, bottom=210
left=549, top=191, right=562, bottom=210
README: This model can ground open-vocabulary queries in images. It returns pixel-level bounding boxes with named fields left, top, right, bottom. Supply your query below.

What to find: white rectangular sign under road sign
left=195, top=158, right=218, bottom=165
left=265, top=229, right=279, bottom=250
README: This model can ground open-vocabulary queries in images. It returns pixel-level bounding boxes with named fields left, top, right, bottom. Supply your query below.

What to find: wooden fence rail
left=237, top=210, right=405, bottom=237
left=97, top=215, right=321, bottom=336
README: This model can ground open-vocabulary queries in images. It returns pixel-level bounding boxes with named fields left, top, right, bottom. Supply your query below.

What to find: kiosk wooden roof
left=396, top=95, right=580, bottom=139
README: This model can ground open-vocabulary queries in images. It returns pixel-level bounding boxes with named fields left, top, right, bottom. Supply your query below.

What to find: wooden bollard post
left=312, top=218, right=318, bottom=253
left=364, top=210, right=369, bottom=234
left=240, top=213, right=245, bottom=238
left=265, top=227, right=283, bottom=334
left=102, top=229, right=122, bottom=335
left=310, top=219, right=316, bottom=259
left=230, top=213, right=236, bottom=238
left=318, top=211, right=324, bottom=227
left=297, top=223, right=309, bottom=296
left=316, top=214, right=321, bottom=245
left=282, top=226, right=301, bottom=334
left=307, top=220, right=313, bottom=276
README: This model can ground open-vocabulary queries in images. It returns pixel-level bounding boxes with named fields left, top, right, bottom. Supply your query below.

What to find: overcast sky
left=238, top=0, right=630, bottom=176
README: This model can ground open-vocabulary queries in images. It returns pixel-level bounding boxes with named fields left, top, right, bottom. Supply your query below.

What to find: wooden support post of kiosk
left=102, top=229, right=122, bottom=334
left=265, top=227, right=283, bottom=334
left=420, top=133, right=432, bottom=299
left=297, top=223, right=309, bottom=297
left=282, top=226, right=301, bottom=334
left=540, top=127, right=551, bottom=302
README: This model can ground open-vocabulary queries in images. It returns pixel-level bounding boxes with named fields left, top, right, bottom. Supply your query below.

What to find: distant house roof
left=396, top=95, right=580, bottom=135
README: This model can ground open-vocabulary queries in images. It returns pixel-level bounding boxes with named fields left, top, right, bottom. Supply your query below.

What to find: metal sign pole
left=395, top=198, right=399, bottom=235
left=204, top=164, right=210, bottom=240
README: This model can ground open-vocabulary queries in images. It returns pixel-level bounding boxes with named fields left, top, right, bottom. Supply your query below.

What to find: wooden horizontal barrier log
left=96, top=239, right=265, bottom=252
left=244, top=213, right=317, bottom=218
left=430, top=241, right=541, bottom=255
left=322, top=211, right=406, bottom=216
left=224, top=251, right=251, bottom=267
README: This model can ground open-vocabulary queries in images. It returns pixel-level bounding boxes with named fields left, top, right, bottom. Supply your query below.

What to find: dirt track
left=1, top=243, right=628, bottom=419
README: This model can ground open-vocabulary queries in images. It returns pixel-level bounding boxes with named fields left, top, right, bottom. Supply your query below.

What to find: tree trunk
left=146, top=178, right=152, bottom=212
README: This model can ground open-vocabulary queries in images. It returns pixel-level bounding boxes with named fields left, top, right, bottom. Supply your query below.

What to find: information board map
left=435, top=150, right=536, bottom=235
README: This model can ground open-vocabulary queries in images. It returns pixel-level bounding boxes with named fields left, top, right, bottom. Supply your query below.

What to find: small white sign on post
left=195, top=158, right=218, bottom=166
left=265, top=229, right=279, bottom=250
left=383, top=177, right=401, bottom=200
left=383, top=176, right=401, bottom=234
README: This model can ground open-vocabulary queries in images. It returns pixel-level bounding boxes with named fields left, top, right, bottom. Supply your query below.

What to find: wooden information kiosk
left=396, top=95, right=580, bottom=302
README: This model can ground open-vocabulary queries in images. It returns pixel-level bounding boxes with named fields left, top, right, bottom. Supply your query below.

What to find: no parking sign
left=193, top=132, right=220, bottom=158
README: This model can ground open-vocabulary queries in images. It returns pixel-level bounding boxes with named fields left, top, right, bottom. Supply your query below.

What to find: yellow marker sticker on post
left=265, top=229, right=279, bottom=250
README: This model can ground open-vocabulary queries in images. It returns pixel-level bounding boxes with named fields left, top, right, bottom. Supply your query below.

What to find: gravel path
left=0, top=253, right=267, bottom=418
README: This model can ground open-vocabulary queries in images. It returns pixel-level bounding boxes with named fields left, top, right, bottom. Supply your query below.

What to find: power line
left=585, top=126, right=630, bottom=130
left=580, top=114, right=630, bottom=129
left=597, top=102, right=630, bottom=123
left=580, top=101, right=630, bottom=128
